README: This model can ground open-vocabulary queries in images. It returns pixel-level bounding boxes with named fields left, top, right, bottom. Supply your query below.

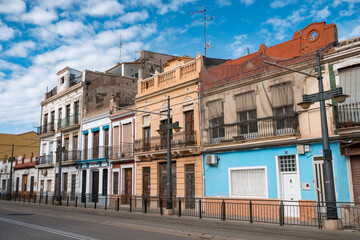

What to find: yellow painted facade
left=135, top=53, right=203, bottom=198
left=0, top=131, right=39, bottom=161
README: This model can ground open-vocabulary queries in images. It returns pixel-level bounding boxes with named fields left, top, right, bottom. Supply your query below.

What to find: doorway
left=22, top=175, right=28, bottom=193
left=122, top=168, right=132, bottom=204
left=92, top=171, right=99, bottom=202
left=142, top=167, right=150, bottom=197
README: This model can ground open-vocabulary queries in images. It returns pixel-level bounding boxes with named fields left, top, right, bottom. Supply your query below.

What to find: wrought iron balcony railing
left=108, top=143, right=134, bottom=159
left=56, top=150, right=81, bottom=162
left=135, top=130, right=197, bottom=153
left=57, top=114, right=80, bottom=129
left=203, top=114, right=298, bottom=145
left=335, top=102, right=360, bottom=128
left=81, top=146, right=111, bottom=161
left=37, top=123, right=55, bottom=134
left=37, top=154, right=53, bottom=165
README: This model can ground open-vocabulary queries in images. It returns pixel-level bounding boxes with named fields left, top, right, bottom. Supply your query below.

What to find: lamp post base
left=164, top=208, right=175, bottom=215
left=324, top=219, right=342, bottom=230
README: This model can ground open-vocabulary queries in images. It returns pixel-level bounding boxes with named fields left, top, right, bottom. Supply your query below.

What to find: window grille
left=279, top=155, right=297, bottom=172
left=230, top=167, right=267, bottom=198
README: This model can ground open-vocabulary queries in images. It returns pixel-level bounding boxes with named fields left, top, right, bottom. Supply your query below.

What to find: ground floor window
left=113, top=171, right=119, bottom=195
left=229, top=166, right=267, bottom=198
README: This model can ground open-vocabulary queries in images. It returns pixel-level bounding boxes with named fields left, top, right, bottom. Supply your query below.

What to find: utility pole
left=7, top=144, right=14, bottom=200
left=189, top=6, right=215, bottom=58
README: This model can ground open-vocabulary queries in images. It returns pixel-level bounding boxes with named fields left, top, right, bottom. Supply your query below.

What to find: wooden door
left=123, top=123, right=132, bottom=157
left=184, top=110, right=194, bottom=144
left=63, top=173, right=68, bottom=198
left=142, top=167, right=150, bottom=197
left=81, top=171, right=86, bottom=202
left=92, top=171, right=99, bottom=202
left=185, top=164, right=195, bottom=209
left=159, top=163, right=176, bottom=201
left=93, top=132, right=99, bottom=159
left=22, top=175, right=28, bottom=193
left=71, top=174, right=76, bottom=200
left=123, top=168, right=132, bottom=204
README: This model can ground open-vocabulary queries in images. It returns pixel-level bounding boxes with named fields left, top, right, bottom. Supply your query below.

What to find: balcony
left=14, top=156, right=37, bottom=170
left=81, top=146, right=111, bottom=161
left=57, top=114, right=80, bottom=130
left=37, top=155, right=53, bottom=165
left=108, top=143, right=134, bottom=160
left=135, top=131, right=197, bottom=154
left=45, top=87, right=57, bottom=100
left=37, top=123, right=55, bottom=135
left=203, top=114, right=298, bottom=145
left=336, top=103, right=360, bottom=129
left=56, top=150, right=81, bottom=163
left=138, top=58, right=200, bottom=96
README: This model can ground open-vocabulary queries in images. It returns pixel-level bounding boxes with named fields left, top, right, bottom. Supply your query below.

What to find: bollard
left=144, top=198, right=147, bottom=214
left=105, top=196, right=107, bottom=210
left=75, top=196, right=78, bottom=208
left=199, top=199, right=202, bottom=219
left=84, top=197, right=86, bottom=208
left=160, top=198, right=163, bottom=215
left=67, top=196, right=69, bottom=207
left=28, top=194, right=31, bottom=203
left=23, top=194, right=25, bottom=203
left=117, top=197, right=120, bottom=211
left=178, top=199, right=181, bottom=217
left=52, top=195, right=55, bottom=205
left=129, top=196, right=132, bottom=212
left=39, top=194, right=42, bottom=205
left=279, top=201, right=284, bottom=226
left=46, top=193, right=48, bottom=205
left=221, top=199, right=226, bottom=221
left=249, top=200, right=253, bottom=223
left=34, top=194, right=36, bottom=204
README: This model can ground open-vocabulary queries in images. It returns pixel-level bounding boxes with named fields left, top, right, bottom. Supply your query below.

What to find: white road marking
left=0, top=217, right=102, bottom=240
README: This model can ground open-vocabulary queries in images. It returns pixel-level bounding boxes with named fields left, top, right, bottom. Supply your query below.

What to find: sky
left=0, top=0, right=359, bottom=134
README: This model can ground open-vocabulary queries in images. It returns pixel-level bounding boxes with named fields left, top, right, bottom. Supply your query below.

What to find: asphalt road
left=0, top=201, right=359, bottom=240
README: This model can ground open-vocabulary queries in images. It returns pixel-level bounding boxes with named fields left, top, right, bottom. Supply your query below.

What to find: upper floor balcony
left=138, top=57, right=201, bottom=96
left=56, top=150, right=81, bottom=165
left=108, top=143, right=134, bottom=160
left=37, top=123, right=55, bottom=135
left=36, top=154, right=53, bottom=166
left=203, top=113, right=298, bottom=145
left=134, top=130, right=198, bottom=159
left=335, top=102, right=360, bottom=134
left=57, top=114, right=80, bottom=130
left=80, top=146, right=111, bottom=161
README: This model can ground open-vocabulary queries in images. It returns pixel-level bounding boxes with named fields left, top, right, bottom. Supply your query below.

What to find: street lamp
left=265, top=51, right=348, bottom=219
left=119, top=96, right=181, bottom=213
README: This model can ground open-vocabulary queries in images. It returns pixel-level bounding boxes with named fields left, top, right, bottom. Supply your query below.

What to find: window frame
left=228, top=166, right=268, bottom=199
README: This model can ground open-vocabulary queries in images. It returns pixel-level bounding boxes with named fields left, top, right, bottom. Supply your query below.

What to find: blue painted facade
left=203, top=142, right=350, bottom=202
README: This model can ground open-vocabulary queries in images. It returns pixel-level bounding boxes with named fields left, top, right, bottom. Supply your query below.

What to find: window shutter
left=230, top=168, right=266, bottom=198
left=339, top=65, right=360, bottom=103
left=143, top=115, right=150, bottom=127
left=207, top=100, right=223, bottom=119
left=235, top=91, right=256, bottom=112
left=271, top=82, right=293, bottom=108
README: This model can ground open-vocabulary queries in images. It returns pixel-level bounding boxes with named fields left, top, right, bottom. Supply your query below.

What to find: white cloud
left=216, top=0, right=231, bottom=6
left=0, top=0, right=26, bottom=15
left=270, top=0, right=297, bottom=8
left=229, top=34, right=254, bottom=58
left=6, top=41, right=36, bottom=58
left=22, top=7, right=58, bottom=25
left=0, top=21, right=15, bottom=41
left=0, top=59, right=25, bottom=72
left=241, top=0, right=255, bottom=6
left=118, top=10, right=150, bottom=24
left=49, top=20, right=89, bottom=37
left=312, top=6, right=331, bottom=21
left=81, top=0, right=124, bottom=17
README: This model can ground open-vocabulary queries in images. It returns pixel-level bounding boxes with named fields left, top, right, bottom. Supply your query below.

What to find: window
left=271, top=83, right=295, bottom=133
left=236, top=91, right=257, bottom=138
left=60, top=76, right=65, bottom=84
left=279, top=155, right=297, bottom=172
left=229, top=167, right=268, bottom=198
left=207, top=100, right=224, bottom=142
left=74, top=101, right=79, bottom=123
left=339, top=65, right=360, bottom=104
left=143, top=127, right=150, bottom=151
left=113, top=172, right=119, bottom=195
left=93, top=131, right=99, bottom=159
left=47, top=179, right=52, bottom=192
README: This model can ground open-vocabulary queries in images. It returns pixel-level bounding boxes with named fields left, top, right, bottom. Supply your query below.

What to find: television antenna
left=188, top=6, right=215, bottom=58
left=119, top=34, right=127, bottom=63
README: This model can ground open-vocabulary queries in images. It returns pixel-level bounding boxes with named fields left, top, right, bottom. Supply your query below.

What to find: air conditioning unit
left=205, top=155, right=219, bottom=166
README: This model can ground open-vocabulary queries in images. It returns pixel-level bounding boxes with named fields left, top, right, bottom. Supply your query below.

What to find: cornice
left=41, top=82, right=83, bottom=106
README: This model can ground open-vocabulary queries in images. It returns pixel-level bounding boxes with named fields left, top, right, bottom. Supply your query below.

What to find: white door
left=313, top=157, right=327, bottom=214
left=279, top=155, right=301, bottom=217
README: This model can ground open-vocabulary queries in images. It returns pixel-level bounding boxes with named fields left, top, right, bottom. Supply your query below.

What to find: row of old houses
left=2, top=22, right=360, bottom=207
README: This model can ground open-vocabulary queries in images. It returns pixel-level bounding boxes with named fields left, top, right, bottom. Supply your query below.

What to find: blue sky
left=0, top=0, right=359, bottom=134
